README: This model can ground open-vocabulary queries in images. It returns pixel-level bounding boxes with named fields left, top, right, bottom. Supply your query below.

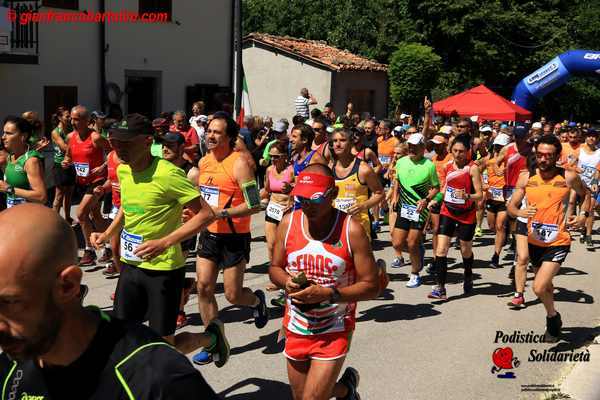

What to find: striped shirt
left=294, top=96, right=310, bottom=118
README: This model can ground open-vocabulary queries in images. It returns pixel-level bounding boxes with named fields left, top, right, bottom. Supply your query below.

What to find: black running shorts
left=529, top=244, right=570, bottom=269
left=197, top=231, right=251, bottom=269
left=437, top=214, right=476, bottom=241
left=394, top=215, right=425, bottom=231
left=485, top=200, right=506, bottom=214
left=515, top=220, right=528, bottom=236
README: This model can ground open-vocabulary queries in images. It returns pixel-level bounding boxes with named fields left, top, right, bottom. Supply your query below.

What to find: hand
left=347, top=102, right=353, bottom=112
left=284, top=273, right=303, bottom=294
left=289, top=284, right=332, bottom=305
left=61, top=160, right=72, bottom=169
left=427, top=199, right=439, bottom=210
left=518, top=204, right=537, bottom=219
left=92, top=185, right=105, bottom=198
left=346, top=203, right=364, bottom=215
left=454, top=189, right=467, bottom=200
left=416, top=199, right=428, bottom=213
left=91, top=164, right=107, bottom=176
left=182, top=208, right=196, bottom=223
left=134, top=238, right=169, bottom=261
left=567, top=215, right=586, bottom=230
left=424, top=96, right=432, bottom=111
left=281, top=182, right=292, bottom=194
left=90, top=232, right=108, bottom=250
left=0, top=180, right=8, bottom=193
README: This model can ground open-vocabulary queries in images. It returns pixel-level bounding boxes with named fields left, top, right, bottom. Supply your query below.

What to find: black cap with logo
left=109, top=113, right=153, bottom=140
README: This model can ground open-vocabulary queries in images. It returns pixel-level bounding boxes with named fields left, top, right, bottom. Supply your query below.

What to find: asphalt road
left=82, top=214, right=600, bottom=400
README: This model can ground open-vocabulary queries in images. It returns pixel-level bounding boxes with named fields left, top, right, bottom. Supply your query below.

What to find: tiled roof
left=244, top=33, right=387, bottom=72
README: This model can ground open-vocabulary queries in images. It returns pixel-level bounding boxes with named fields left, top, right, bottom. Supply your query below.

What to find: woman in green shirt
left=0, top=116, right=47, bottom=207
left=51, top=106, right=76, bottom=223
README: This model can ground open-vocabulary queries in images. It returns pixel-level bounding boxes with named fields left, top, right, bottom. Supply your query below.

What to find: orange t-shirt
left=560, top=143, right=580, bottom=167
left=432, top=152, right=452, bottom=187
left=377, top=135, right=399, bottom=169
left=198, top=151, right=250, bottom=234
left=486, top=157, right=506, bottom=201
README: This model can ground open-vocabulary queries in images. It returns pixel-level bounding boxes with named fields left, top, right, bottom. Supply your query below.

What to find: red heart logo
left=492, top=347, right=514, bottom=370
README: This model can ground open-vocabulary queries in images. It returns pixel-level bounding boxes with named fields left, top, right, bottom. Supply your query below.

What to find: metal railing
left=2, top=0, right=39, bottom=55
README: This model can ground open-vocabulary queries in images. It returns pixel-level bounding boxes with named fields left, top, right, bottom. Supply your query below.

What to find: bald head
left=0, top=205, right=77, bottom=283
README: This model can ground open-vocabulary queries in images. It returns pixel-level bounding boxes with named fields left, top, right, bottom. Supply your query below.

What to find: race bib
left=120, top=229, right=143, bottom=263
left=266, top=201, right=285, bottom=221
left=531, top=222, right=559, bottom=244
left=200, top=185, right=219, bottom=207
left=74, top=162, right=90, bottom=177
left=444, top=187, right=465, bottom=205
left=334, top=197, right=356, bottom=212
left=482, top=172, right=489, bottom=185
left=400, top=203, right=419, bottom=222
left=378, top=155, right=391, bottom=165
left=490, top=187, right=504, bottom=202
left=6, top=196, right=25, bottom=208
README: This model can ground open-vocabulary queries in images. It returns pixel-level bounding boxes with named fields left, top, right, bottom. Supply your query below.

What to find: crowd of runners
left=0, top=92, right=597, bottom=398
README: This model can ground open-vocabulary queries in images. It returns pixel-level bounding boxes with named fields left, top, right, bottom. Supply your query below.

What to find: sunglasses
left=297, top=188, right=332, bottom=205
left=269, top=154, right=285, bottom=160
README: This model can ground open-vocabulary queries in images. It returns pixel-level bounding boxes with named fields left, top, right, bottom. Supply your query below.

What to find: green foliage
left=389, top=43, right=441, bottom=113
left=243, top=0, right=600, bottom=121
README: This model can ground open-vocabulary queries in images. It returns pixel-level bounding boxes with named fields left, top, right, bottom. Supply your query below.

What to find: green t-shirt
left=395, top=155, right=439, bottom=223
left=4, top=150, right=43, bottom=208
left=53, top=126, right=68, bottom=164
left=117, top=157, right=200, bottom=271
left=150, top=141, right=163, bottom=158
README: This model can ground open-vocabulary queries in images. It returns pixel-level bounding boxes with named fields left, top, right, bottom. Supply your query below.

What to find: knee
left=406, top=240, right=420, bottom=254
left=516, top=255, right=529, bottom=267
left=196, top=281, right=214, bottom=300
left=532, top=281, right=549, bottom=297
left=224, top=287, right=243, bottom=305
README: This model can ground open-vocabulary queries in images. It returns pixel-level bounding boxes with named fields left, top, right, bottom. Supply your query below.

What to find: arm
left=213, top=156, right=261, bottom=218
left=308, top=94, right=317, bottom=105
left=269, top=213, right=297, bottom=290
left=9, top=157, right=47, bottom=203
left=466, top=165, right=483, bottom=202
left=493, top=145, right=508, bottom=176
left=51, top=129, right=69, bottom=153
left=92, top=131, right=111, bottom=152
left=347, top=164, right=384, bottom=215
left=365, top=148, right=382, bottom=174
left=506, top=173, right=533, bottom=219
left=91, top=207, right=124, bottom=248
left=566, top=170, right=591, bottom=228
left=421, top=97, right=431, bottom=137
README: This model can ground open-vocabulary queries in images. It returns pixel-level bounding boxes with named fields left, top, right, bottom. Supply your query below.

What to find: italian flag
left=237, top=67, right=252, bottom=127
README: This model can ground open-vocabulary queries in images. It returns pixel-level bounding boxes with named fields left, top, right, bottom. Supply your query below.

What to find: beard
left=0, top=291, right=63, bottom=361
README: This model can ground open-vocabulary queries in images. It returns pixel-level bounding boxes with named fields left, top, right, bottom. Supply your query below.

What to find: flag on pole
left=237, top=68, right=252, bottom=127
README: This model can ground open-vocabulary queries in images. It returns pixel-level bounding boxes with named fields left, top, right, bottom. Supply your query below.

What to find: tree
left=388, top=43, right=441, bottom=113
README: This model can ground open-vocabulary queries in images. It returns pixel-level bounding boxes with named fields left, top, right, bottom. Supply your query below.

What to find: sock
left=435, top=256, right=447, bottom=287
left=204, top=332, right=217, bottom=351
left=514, top=292, right=523, bottom=298
left=463, top=255, right=473, bottom=280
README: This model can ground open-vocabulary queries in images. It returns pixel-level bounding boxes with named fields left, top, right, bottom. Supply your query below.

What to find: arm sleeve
left=165, top=166, right=201, bottom=205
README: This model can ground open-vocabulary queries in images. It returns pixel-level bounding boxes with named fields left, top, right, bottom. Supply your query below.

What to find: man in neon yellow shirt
left=91, top=114, right=230, bottom=367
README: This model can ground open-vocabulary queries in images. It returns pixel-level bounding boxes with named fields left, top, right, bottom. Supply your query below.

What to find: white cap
left=439, top=125, right=452, bottom=134
left=479, top=125, right=492, bottom=133
left=406, top=133, right=425, bottom=145
left=470, top=115, right=479, bottom=122
left=532, top=122, right=542, bottom=129
left=393, top=125, right=404, bottom=133
left=400, top=113, right=409, bottom=119
left=493, top=133, right=511, bottom=146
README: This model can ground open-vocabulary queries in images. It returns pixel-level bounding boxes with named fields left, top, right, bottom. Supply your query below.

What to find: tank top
left=107, top=150, right=121, bottom=207
left=198, top=151, right=250, bottom=234
left=441, top=161, right=476, bottom=224
left=577, top=147, right=600, bottom=187
left=486, top=156, right=506, bottom=202
left=432, top=152, right=452, bottom=187
left=525, top=172, right=570, bottom=247
left=505, top=143, right=527, bottom=194
left=4, top=150, right=43, bottom=208
left=333, top=159, right=370, bottom=237
left=293, top=150, right=316, bottom=176
left=69, top=130, right=105, bottom=185
left=268, top=165, right=293, bottom=193
left=377, top=135, right=397, bottom=169
left=283, top=209, right=356, bottom=335
left=52, top=126, right=68, bottom=164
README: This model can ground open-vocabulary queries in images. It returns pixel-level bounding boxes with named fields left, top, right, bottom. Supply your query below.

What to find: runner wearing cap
left=193, top=112, right=268, bottom=365
left=90, top=113, right=229, bottom=363
left=574, top=128, right=600, bottom=248
left=427, top=133, right=483, bottom=300
left=0, top=116, right=47, bottom=208
left=507, top=134, right=591, bottom=342
left=91, top=111, right=108, bottom=139
left=269, top=164, right=379, bottom=400
left=260, top=120, right=290, bottom=167
left=151, top=117, right=170, bottom=158
left=391, top=133, right=439, bottom=288
left=62, top=105, right=110, bottom=266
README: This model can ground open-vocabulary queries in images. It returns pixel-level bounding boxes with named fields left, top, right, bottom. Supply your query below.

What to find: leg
left=77, top=193, right=98, bottom=248
left=391, top=227, right=408, bottom=260
left=406, top=229, right=423, bottom=275
left=287, top=359, right=310, bottom=400
left=514, top=234, right=529, bottom=294
left=196, top=257, right=220, bottom=325
left=302, top=358, right=347, bottom=400
left=265, top=221, right=277, bottom=262
left=434, top=234, right=451, bottom=289
left=222, top=260, right=259, bottom=307
left=486, top=210, right=496, bottom=239
left=109, top=229, right=123, bottom=273
left=63, top=185, right=74, bottom=222
left=430, top=212, right=440, bottom=263
left=532, top=261, right=561, bottom=317
left=53, top=185, right=64, bottom=215
left=494, top=211, right=507, bottom=258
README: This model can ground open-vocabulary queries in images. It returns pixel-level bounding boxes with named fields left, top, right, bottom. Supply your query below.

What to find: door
left=43, top=86, right=77, bottom=131
left=126, top=76, right=157, bottom=119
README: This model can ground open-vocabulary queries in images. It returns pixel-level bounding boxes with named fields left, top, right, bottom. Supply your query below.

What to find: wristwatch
left=581, top=211, right=590, bottom=218
left=219, top=209, right=230, bottom=219
left=6, top=185, right=15, bottom=196
left=329, top=287, right=342, bottom=304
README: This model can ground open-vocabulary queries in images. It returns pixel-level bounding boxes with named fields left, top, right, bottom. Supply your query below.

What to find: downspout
left=100, top=0, right=106, bottom=112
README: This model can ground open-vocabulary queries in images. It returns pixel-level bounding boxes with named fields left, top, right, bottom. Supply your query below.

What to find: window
left=43, top=86, right=77, bottom=131
left=346, top=89, right=375, bottom=115
left=139, top=0, right=171, bottom=20
left=41, top=0, right=78, bottom=10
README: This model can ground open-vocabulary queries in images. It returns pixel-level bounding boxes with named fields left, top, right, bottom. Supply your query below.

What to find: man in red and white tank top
left=270, top=164, right=379, bottom=400
left=62, top=105, right=110, bottom=266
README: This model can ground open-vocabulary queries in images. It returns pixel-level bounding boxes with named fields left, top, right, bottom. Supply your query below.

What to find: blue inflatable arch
left=512, top=50, right=600, bottom=111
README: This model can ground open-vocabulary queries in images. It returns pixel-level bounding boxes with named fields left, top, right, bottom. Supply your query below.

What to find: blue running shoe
left=390, top=257, right=404, bottom=268
left=427, top=286, right=447, bottom=300
left=192, top=350, right=213, bottom=366
left=406, top=274, right=422, bottom=288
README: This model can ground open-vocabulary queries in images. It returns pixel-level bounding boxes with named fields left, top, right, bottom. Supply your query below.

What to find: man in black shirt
left=0, top=204, right=218, bottom=399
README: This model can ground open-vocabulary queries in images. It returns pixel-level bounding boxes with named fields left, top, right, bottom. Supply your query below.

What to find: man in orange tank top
left=193, top=112, right=267, bottom=366
left=270, top=164, right=379, bottom=400
left=508, top=135, right=591, bottom=342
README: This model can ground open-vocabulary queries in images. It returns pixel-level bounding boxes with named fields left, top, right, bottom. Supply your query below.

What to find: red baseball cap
left=291, top=171, right=335, bottom=199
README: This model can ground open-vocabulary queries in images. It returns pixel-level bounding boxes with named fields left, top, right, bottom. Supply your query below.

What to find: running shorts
left=515, top=220, right=528, bottom=236
left=284, top=330, right=353, bottom=362
left=78, top=179, right=105, bottom=195
left=529, top=245, right=570, bottom=269
left=197, top=231, right=251, bottom=269
left=394, top=215, right=425, bottom=231
left=113, top=263, right=185, bottom=337
left=53, top=163, right=76, bottom=186
left=437, top=214, right=476, bottom=241
left=265, top=213, right=281, bottom=225
left=181, top=235, right=198, bottom=253
left=429, top=201, right=441, bottom=215
left=486, top=200, right=506, bottom=214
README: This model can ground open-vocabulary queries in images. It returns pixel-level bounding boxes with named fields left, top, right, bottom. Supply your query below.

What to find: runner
left=193, top=112, right=268, bottom=365
left=50, top=106, right=76, bottom=224
left=291, top=123, right=326, bottom=180
left=0, top=116, right=47, bottom=207
left=484, top=133, right=510, bottom=268
left=91, top=114, right=229, bottom=362
left=0, top=204, right=219, bottom=399
left=269, top=164, right=379, bottom=400
left=427, top=133, right=483, bottom=300
left=391, top=133, right=439, bottom=288
left=352, top=127, right=382, bottom=174
left=331, top=127, right=384, bottom=239
left=312, top=117, right=332, bottom=163
left=388, top=142, right=409, bottom=266
left=374, top=120, right=400, bottom=232
left=62, top=105, right=110, bottom=266
left=576, top=129, right=600, bottom=248
left=507, top=134, right=591, bottom=342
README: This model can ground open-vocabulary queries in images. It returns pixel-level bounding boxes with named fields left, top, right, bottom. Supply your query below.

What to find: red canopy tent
left=433, top=84, right=532, bottom=122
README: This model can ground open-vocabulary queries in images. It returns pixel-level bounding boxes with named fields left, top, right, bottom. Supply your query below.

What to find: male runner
left=269, top=164, right=379, bottom=400
left=391, top=133, right=439, bottom=287
left=576, top=129, right=600, bottom=247
left=312, top=117, right=332, bottom=163
left=0, top=204, right=218, bottom=399
left=91, top=114, right=229, bottom=363
left=374, top=120, right=400, bottom=232
left=508, top=135, right=590, bottom=341
left=193, top=112, right=268, bottom=365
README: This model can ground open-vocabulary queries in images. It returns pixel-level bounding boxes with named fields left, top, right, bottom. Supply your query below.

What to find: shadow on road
left=556, top=266, right=588, bottom=276
left=246, top=262, right=270, bottom=274
left=524, top=287, right=594, bottom=308
left=230, top=329, right=284, bottom=356
left=356, top=303, right=441, bottom=322
left=219, top=377, right=292, bottom=399
left=548, top=325, right=600, bottom=352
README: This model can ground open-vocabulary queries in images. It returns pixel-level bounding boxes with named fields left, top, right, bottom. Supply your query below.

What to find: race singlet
left=121, top=229, right=143, bottom=263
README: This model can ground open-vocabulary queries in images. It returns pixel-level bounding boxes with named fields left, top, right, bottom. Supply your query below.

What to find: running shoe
left=270, top=291, right=286, bottom=308
left=79, top=284, right=89, bottom=304
left=102, top=262, right=119, bottom=277
left=339, top=367, right=361, bottom=400
left=507, top=294, right=526, bottom=309
left=371, top=221, right=381, bottom=233
left=193, top=319, right=230, bottom=368
left=192, top=350, right=212, bottom=365
left=253, top=290, right=269, bottom=329
left=544, top=312, right=562, bottom=343
left=176, top=311, right=188, bottom=330
left=97, top=247, right=112, bottom=263
left=78, top=250, right=97, bottom=267
left=463, top=276, right=473, bottom=294
left=585, top=236, right=594, bottom=249
left=474, top=226, right=483, bottom=238
left=390, top=257, right=404, bottom=268
left=579, top=234, right=586, bottom=244
left=454, top=237, right=461, bottom=249
left=490, top=253, right=500, bottom=269
left=406, top=274, right=421, bottom=288
left=427, top=286, right=447, bottom=300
